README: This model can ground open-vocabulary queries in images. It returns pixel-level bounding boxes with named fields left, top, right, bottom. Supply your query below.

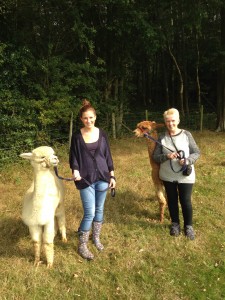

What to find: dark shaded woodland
left=1, top=0, right=225, bottom=146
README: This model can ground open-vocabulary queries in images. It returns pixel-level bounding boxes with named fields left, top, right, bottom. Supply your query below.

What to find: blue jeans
left=79, top=181, right=108, bottom=231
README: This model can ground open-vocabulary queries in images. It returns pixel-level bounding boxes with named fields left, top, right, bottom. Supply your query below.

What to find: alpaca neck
left=32, top=168, right=54, bottom=195
left=146, top=131, right=158, bottom=152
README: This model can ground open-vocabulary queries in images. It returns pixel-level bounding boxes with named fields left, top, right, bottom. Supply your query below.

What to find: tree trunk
left=216, top=6, right=225, bottom=131
left=168, top=45, right=184, bottom=116
left=116, top=78, right=124, bottom=133
left=183, top=67, right=189, bottom=115
left=162, top=51, right=170, bottom=107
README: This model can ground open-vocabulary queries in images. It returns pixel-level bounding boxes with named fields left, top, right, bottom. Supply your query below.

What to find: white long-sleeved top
left=152, top=130, right=200, bottom=183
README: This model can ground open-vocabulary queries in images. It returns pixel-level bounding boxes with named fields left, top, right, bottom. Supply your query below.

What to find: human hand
left=167, top=152, right=179, bottom=160
left=109, top=177, right=116, bottom=188
left=73, top=170, right=82, bottom=181
left=179, top=158, right=185, bottom=165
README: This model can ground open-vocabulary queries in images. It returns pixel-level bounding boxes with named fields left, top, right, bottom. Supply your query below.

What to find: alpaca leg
left=156, top=188, right=167, bottom=223
left=43, top=243, right=54, bottom=268
left=151, top=170, right=167, bottom=222
left=29, top=225, right=42, bottom=266
left=33, top=242, right=42, bottom=266
left=159, top=202, right=166, bottom=223
left=55, top=202, right=67, bottom=242
left=54, top=216, right=58, bottom=237
left=43, top=223, right=55, bottom=267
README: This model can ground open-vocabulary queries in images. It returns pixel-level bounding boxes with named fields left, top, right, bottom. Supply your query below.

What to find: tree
left=216, top=4, right=225, bottom=131
left=0, top=0, right=224, bottom=143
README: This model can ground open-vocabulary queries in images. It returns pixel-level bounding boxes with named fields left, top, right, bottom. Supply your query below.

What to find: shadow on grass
left=0, top=217, right=33, bottom=258
left=0, top=189, right=169, bottom=260
left=0, top=217, right=73, bottom=261
left=105, top=189, right=170, bottom=228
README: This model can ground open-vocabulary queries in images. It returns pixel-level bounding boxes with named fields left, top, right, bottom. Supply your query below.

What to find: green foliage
left=0, top=41, right=106, bottom=158
left=0, top=0, right=225, bottom=154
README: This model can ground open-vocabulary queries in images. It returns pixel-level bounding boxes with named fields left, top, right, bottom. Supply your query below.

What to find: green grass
left=0, top=131, right=225, bottom=300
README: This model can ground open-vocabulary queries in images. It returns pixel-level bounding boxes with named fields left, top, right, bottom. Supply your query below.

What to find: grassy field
left=0, top=131, right=225, bottom=300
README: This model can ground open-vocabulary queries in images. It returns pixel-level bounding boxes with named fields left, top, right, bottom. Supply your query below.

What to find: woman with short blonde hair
left=153, top=108, right=200, bottom=240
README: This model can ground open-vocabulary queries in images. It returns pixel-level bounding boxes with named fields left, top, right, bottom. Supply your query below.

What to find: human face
left=80, top=110, right=96, bottom=129
left=164, top=113, right=179, bottom=134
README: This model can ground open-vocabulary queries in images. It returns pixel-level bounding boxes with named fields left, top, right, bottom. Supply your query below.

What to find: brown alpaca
left=134, top=120, right=167, bottom=222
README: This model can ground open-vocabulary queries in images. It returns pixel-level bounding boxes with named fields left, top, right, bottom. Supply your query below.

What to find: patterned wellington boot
left=78, top=231, right=94, bottom=260
left=92, top=221, right=104, bottom=251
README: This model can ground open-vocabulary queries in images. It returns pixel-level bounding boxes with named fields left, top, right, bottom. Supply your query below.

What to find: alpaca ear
left=156, top=123, right=165, bottom=128
left=20, top=152, right=33, bottom=160
left=151, top=121, right=156, bottom=128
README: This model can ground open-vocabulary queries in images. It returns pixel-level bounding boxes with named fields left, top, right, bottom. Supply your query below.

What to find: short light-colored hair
left=163, top=108, right=180, bottom=120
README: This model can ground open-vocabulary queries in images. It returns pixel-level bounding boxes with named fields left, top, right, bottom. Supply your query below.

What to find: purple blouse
left=69, top=129, right=114, bottom=190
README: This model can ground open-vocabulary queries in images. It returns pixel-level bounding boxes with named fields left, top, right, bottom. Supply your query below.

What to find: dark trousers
left=163, top=181, right=193, bottom=226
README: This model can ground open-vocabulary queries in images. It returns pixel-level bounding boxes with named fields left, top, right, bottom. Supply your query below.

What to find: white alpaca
left=20, top=146, right=67, bottom=268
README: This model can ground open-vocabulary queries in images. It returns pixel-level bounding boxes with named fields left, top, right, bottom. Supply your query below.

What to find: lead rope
left=143, top=131, right=187, bottom=173
left=53, top=166, right=115, bottom=197
left=169, top=134, right=187, bottom=173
